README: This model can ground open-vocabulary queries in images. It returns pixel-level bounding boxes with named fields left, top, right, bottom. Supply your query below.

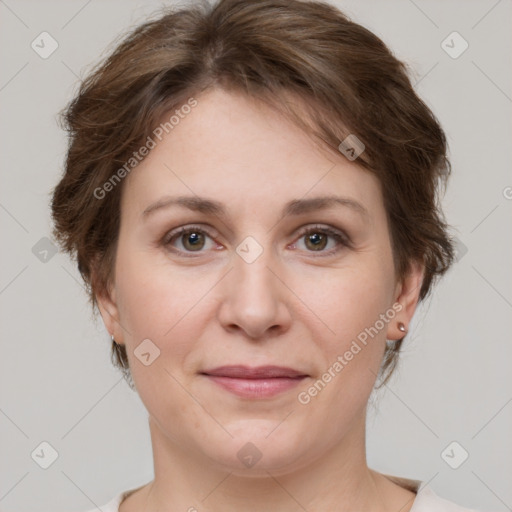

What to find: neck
left=130, top=412, right=412, bottom=512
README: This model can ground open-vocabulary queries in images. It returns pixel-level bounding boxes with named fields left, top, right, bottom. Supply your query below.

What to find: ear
left=387, top=259, right=424, bottom=341
left=93, top=268, right=124, bottom=345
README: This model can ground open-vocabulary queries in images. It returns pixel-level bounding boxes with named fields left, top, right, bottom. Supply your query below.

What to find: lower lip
left=204, top=375, right=307, bottom=398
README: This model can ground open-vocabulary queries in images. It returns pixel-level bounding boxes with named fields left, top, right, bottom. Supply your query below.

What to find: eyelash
left=161, top=224, right=350, bottom=258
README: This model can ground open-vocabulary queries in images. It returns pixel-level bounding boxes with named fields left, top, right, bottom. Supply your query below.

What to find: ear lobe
left=387, top=260, right=424, bottom=341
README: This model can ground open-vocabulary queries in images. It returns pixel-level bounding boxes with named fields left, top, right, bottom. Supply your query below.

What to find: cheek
left=113, top=245, right=213, bottom=373
left=113, top=249, right=209, bottom=419
left=115, top=242, right=206, bottom=331
left=300, top=258, right=394, bottom=348
left=299, top=256, right=394, bottom=398
left=288, top=266, right=393, bottom=451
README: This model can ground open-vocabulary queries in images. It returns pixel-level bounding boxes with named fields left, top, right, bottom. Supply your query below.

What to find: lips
left=201, top=365, right=308, bottom=379
left=200, top=365, right=309, bottom=399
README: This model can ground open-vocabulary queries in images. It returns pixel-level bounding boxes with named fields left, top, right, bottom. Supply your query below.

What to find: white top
left=81, top=475, right=487, bottom=512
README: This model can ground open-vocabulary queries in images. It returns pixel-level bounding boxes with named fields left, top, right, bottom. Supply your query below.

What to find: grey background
left=0, top=0, right=510, bottom=511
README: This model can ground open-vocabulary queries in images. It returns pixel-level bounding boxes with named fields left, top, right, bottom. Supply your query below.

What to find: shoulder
left=412, top=484, right=492, bottom=512
left=382, top=474, right=491, bottom=512
left=78, top=488, right=135, bottom=512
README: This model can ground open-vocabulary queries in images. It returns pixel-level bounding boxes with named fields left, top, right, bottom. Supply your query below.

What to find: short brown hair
left=51, top=0, right=455, bottom=389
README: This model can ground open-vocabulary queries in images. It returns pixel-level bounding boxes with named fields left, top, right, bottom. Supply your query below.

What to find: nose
left=216, top=244, right=292, bottom=340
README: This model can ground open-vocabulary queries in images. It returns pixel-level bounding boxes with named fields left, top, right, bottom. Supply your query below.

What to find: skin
left=97, top=87, right=424, bottom=512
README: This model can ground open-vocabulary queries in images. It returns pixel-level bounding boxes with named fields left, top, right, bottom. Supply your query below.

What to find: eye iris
left=306, top=232, right=327, bottom=251
left=183, top=231, right=204, bottom=251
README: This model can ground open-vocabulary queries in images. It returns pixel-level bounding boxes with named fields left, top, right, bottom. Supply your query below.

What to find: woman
left=51, top=0, right=481, bottom=511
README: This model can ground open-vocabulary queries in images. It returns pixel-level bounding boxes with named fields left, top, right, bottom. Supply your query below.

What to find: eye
left=162, top=223, right=350, bottom=258
left=292, top=224, right=350, bottom=256
left=162, top=225, right=219, bottom=256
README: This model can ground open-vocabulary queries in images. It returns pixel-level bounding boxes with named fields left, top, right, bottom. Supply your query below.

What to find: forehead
left=121, top=87, right=383, bottom=221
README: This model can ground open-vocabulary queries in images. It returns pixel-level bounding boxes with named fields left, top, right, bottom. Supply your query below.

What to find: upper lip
left=201, top=365, right=308, bottom=379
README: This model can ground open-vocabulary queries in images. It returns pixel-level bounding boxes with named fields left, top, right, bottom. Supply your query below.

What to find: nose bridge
left=217, top=231, right=291, bottom=338
left=232, top=233, right=280, bottom=307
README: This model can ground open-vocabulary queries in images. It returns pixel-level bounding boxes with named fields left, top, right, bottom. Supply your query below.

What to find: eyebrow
left=142, top=194, right=369, bottom=221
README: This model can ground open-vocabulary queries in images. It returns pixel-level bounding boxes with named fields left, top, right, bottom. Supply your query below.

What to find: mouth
left=200, top=365, right=309, bottom=399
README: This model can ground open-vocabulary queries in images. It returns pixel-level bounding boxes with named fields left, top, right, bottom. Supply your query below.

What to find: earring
left=111, top=334, right=117, bottom=345
left=398, top=322, right=406, bottom=333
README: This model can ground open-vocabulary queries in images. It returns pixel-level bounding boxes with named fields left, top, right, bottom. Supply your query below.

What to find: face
left=98, top=87, right=422, bottom=475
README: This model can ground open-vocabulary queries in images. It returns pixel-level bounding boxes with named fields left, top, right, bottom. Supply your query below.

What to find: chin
left=197, top=418, right=315, bottom=475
